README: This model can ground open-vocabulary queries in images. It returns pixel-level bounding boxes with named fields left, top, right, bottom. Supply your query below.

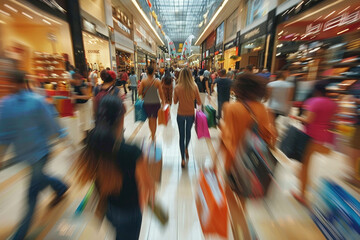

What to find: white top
left=89, top=71, right=98, bottom=86
left=267, top=80, right=294, bottom=115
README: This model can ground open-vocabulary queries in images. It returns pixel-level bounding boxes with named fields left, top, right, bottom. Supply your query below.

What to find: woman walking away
left=75, top=94, right=155, bottom=240
left=290, top=80, right=337, bottom=206
left=93, top=70, right=119, bottom=115
left=219, top=73, right=276, bottom=239
left=129, top=70, right=138, bottom=104
left=139, top=66, right=165, bottom=142
left=174, top=68, right=202, bottom=168
left=162, top=70, right=174, bottom=105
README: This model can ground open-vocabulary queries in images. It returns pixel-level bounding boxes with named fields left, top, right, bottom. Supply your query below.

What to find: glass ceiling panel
left=142, top=0, right=223, bottom=43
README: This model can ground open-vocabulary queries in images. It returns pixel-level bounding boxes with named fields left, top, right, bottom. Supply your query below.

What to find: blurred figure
left=226, top=70, right=235, bottom=80
left=174, top=68, right=202, bottom=168
left=129, top=70, right=138, bottom=104
left=204, top=70, right=212, bottom=95
left=0, top=71, right=68, bottom=240
left=140, top=69, right=147, bottom=81
left=244, top=65, right=254, bottom=73
left=195, top=69, right=210, bottom=110
left=139, top=66, right=165, bottom=142
left=88, top=69, right=98, bottom=90
left=76, top=94, right=155, bottom=240
left=213, top=69, right=232, bottom=119
left=219, top=73, right=276, bottom=240
left=161, top=70, right=174, bottom=105
left=120, top=69, right=128, bottom=95
left=290, top=81, right=337, bottom=206
left=258, top=68, right=271, bottom=79
left=266, top=71, right=294, bottom=120
left=72, top=73, right=92, bottom=134
left=93, top=70, right=119, bottom=115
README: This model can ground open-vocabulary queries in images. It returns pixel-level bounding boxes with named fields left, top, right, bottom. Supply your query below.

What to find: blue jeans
left=106, top=204, right=142, bottom=240
left=177, top=115, right=195, bottom=160
left=130, top=86, right=138, bottom=104
left=12, top=155, right=68, bottom=240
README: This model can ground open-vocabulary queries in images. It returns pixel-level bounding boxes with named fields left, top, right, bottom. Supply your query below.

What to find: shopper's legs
left=134, top=88, right=138, bottom=102
left=184, top=116, right=195, bottom=152
left=123, top=81, right=127, bottom=94
left=12, top=155, right=67, bottom=240
left=218, top=99, right=224, bottom=119
left=131, top=87, right=136, bottom=104
left=177, top=115, right=186, bottom=160
left=148, top=117, right=157, bottom=142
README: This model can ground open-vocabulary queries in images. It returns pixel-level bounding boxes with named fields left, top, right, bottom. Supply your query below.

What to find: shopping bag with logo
left=195, top=110, right=210, bottom=139
left=205, top=105, right=217, bottom=128
left=227, top=102, right=277, bottom=198
left=158, top=104, right=170, bottom=125
left=196, top=170, right=228, bottom=238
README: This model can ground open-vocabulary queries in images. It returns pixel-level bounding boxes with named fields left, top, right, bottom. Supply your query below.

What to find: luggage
left=135, top=99, right=147, bottom=122
left=280, top=125, right=311, bottom=162
left=196, top=170, right=228, bottom=238
left=158, top=104, right=170, bottom=125
left=227, top=102, right=277, bottom=198
left=195, top=110, right=210, bottom=139
left=204, top=105, right=216, bottom=128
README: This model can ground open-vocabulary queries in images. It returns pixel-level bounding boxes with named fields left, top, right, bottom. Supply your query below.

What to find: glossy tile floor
left=0, top=90, right=356, bottom=240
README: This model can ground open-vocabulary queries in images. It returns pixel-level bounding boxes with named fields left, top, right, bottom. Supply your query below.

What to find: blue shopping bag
left=135, top=99, right=147, bottom=122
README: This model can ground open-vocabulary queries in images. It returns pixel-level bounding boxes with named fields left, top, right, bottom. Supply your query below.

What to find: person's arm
left=135, top=156, right=156, bottom=208
left=138, top=80, right=144, bottom=97
left=205, top=79, right=210, bottom=97
left=291, top=110, right=315, bottom=125
left=173, top=87, right=179, bottom=104
left=212, top=80, right=217, bottom=93
left=157, top=81, right=165, bottom=105
left=195, top=87, right=202, bottom=107
left=74, top=86, right=91, bottom=100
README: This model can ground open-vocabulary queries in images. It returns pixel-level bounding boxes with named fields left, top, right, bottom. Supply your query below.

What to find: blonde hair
left=178, top=67, right=196, bottom=91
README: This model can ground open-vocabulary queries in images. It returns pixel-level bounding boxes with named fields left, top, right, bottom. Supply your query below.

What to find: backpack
left=94, top=85, right=120, bottom=113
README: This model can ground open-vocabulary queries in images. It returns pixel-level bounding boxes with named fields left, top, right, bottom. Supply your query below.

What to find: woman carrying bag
left=139, top=66, right=165, bottom=142
left=75, top=94, right=155, bottom=240
left=218, top=73, right=276, bottom=239
left=174, top=68, right=202, bottom=168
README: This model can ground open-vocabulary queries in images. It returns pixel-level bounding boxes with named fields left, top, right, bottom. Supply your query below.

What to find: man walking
left=0, top=71, right=68, bottom=240
left=213, top=69, right=233, bottom=119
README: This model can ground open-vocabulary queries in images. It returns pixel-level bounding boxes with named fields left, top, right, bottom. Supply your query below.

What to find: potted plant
left=218, top=57, right=225, bottom=62
left=230, top=55, right=239, bottom=60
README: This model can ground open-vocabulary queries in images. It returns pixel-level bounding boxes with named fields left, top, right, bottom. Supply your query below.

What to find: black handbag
left=227, top=102, right=278, bottom=198
left=280, top=125, right=311, bottom=162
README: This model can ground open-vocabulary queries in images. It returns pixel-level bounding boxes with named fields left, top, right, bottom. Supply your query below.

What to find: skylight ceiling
left=150, top=0, right=223, bottom=43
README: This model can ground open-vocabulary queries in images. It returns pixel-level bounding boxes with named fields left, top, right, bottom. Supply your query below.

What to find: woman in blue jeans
left=174, top=68, right=202, bottom=168
left=75, top=94, right=155, bottom=240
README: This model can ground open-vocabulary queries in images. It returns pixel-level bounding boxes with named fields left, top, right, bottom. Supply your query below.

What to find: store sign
left=88, top=50, right=100, bottom=53
left=305, top=10, right=360, bottom=36
left=40, top=0, right=66, bottom=13
left=224, top=39, right=236, bottom=50
left=83, top=19, right=96, bottom=34
left=116, top=21, right=131, bottom=34
left=240, top=22, right=267, bottom=43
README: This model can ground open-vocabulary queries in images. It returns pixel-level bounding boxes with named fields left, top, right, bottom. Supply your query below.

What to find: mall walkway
left=0, top=92, right=354, bottom=240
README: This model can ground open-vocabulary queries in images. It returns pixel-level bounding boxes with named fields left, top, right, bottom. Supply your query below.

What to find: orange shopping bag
left=196, top=170, right=228, bottom=238
left=158, top=104, right=170, bottom=125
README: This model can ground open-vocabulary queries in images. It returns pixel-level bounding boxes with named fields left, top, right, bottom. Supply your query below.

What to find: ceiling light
left=42, top=19, right=51, bottom=25
left=338, top=6, right=350, bottom=15
left=337, top=28, right=349, bottom=35
left=0, top=20, right=5, bottom=24
left=0, top=9, right=10, bottom=16
left=324, top=10, right=336, bottom=19
left=21, top=12, right=33, bottom=19
left=4, top=4, right=17, bottom=12
left=131, top=0, right=164, bottom=45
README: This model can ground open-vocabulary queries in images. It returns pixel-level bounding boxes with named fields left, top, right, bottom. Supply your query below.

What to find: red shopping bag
left=196, top=170, right=228, bottom=238
left=158, top=104, right=170, bottom=126
left=57, top=98, right=74, bottom=117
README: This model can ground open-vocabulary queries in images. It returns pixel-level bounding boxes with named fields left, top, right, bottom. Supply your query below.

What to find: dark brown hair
left=232, top=73, right=267, bottom=101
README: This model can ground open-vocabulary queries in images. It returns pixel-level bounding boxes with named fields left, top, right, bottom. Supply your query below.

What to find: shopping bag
left=227, top=102, right=277, bottom=198
left=280, top=125, right=311, bottom=162
left=195, top=110, right=210, bottom=139
left=147, top=143, right=162, bottom=183
left=205, top=105, right=217, bottom=128
left=196, top=170, right=228, bottom=238
left=158, top=104, right=170, bottom=125
left=135, top=99, right=147, bottom=122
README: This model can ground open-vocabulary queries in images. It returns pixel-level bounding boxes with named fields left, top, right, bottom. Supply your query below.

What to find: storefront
left=0, top=0, right=74, bottom=76
left=213, top=22, right=225, bottom=70
left=82, top=18, right=111, bottom=72
left=272, top=0, right=360, bottom=79
left=224, top=37, right=239, bottom=71
left=239, top=22, right=267, bottom=69
left=112, top=5, right=134, bottom=72
left=202, top=30, right=216, bottom=70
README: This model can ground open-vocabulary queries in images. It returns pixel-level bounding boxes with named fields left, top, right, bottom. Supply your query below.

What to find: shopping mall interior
left=0, top=0, right=360, bottom=239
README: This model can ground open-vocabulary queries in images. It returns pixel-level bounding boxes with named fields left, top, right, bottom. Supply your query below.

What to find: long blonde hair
left=178, top=67, right=196, bottom=91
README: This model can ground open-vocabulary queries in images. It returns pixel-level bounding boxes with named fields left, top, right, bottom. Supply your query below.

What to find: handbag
left=158, top=104, right=170, bottom=125
left=135, top=80, right=156, bottom=122
left=227, top=101, right=278, bottom=198
left=205, top=105, right=217, bottom=128
left=280, top=125, right=311, bottom=162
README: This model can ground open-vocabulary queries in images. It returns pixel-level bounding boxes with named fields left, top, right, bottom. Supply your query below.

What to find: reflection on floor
left=0, top=91, right=353, bottom=240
